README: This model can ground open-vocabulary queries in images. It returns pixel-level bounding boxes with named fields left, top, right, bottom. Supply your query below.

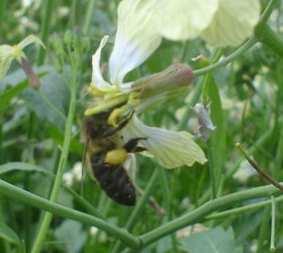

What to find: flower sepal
left=132, top=64, right=194, bottom=99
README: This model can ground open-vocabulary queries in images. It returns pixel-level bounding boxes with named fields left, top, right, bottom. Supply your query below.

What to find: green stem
left=206, top=195, right=283, bottom=220
left=31, top=85, right=77, bottom=253
left=139, top=184, right=280, bottom=247
left=193, top=38, right=256, bottom=77
left=65, top=186, right=104, bottom=219
left=258, top=207, right=270, bottom=251
left=69, top=0, right=77, bottom=28
left=270, top=196, right=276, bottom=251
left=112, top=169, right=159, bottom=253
left=0, top=179, right=140, bottom=249
left=0, top=179, right=282, bottom=249
left=37, top=0, right=55, bottom=65
left=83, top=0, right=96, bottom=35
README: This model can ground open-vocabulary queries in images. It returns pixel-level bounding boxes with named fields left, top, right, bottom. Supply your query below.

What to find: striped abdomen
left=91, top=154, right=136, bottom=206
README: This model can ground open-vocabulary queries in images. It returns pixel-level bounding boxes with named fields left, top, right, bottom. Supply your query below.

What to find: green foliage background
left=1, top=0, right=283, bottom=252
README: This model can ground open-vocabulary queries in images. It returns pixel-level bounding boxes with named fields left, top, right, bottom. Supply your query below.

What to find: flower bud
left=132, top=63, right=194, bottom=99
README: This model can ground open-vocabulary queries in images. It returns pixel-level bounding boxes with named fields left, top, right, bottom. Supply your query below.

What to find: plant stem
left=112, top=169, right=159, bottom=253
left=0, top=179, right=282, bottom=249
left=37, top=0, right=55, bottom=65
left=65, top=186, right=104, bottom=219
left=193, top=38, right=256, bottom=77
left=236, top=143, right=283, bottom=192
left=270, top=196, right=276, bottom=251
left=0, top=179, right=140, bottom=249
left=206, top=195, right=283, bottom=220
left=139, top=184, right=280, bottom=247
left=31, top=83, right=77, bottom=253
left=69, top=0, right=77, bottom=28
left=83, top=0, right=96, bottom=35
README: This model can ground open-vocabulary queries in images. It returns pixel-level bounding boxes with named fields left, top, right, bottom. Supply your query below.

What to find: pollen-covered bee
left=85, top=110, right=145, bottom=206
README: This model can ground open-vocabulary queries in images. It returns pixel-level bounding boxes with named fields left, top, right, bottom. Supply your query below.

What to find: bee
left=85, top=110, right=145, bottom=206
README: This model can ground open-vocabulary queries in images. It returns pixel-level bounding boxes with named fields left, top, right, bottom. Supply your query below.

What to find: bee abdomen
left=91, top=155, right=136, bottom=206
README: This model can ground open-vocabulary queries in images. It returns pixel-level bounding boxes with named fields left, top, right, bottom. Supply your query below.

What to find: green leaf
left=0, top=162, right=51, bottom=175
left=54, top=220, right=86, bottom=253
left=202, top=74, right=226, bottom=192
left=181, top=227, right=243, bottom=253
left=0, top=82, right=27, bottom=112
left=0, top=222, right=20, bottom=245
left=22, top=70, right=69, bottom=131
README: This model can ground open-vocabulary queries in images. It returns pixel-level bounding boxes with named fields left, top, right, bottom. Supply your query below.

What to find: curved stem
left=0, top=179, right=140, bottom=249
left=31, top=83, right=77, bottom=253
left=139, top=184, right=281, bottom=247
left=193, top=37, right=256, bottom=77
left=206, top=195, right=283, bottom=220
left=83, top=0, right=96, bottom=35
left=0, top=178, right=282, bottom=249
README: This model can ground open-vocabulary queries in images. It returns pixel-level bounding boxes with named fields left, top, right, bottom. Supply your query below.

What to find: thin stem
left=270, top=196, right=276, bottom=251
left=69, top=0, right=77, bottom=28
left=139, top=184, right=280, bottom=247
left=236, top=143, right=283, bottom=192
left=31, top=82, right=77, bottom=252
left=83, top=0, right=96, bottom=35
left=0, top=179, right=282, bottom=249
left=112, top=169, right=159, bottom=253
left=64, top=186, right=104, bottom=219
left=193, top=38, right=256, bottom=77
left=37, top=0, right=55, bottom=65
left=206, top=195, right=283, bottom=220
left=0, top=179, right=140, bottom=249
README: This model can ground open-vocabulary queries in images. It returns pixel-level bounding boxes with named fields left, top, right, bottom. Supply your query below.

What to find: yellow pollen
left=105, top=148, right=128, bottom=165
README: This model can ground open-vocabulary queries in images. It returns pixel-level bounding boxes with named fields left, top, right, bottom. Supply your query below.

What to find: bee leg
left=102, top=110, right=135, bottom=137
left=124, top=137, right=147, bottom=153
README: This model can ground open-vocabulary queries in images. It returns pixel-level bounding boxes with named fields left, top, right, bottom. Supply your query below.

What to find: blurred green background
left=1, top=0, right=283, bottom=252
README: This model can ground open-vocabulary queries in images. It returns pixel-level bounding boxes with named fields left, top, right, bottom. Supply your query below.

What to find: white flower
left=72, top=162, right=83, bottom=182
left=116, top=0, right=260, bottom=48
left=122, top=116, right=207, bottom=168
left=0, top=35, right=44, bottom=80
left=63, top=172, right=74, bottom=187
left=86, top=0, right=211, bottom=169
left=201, top=0, right=260, bottom=47
left=89, top=226, right=98, bottom=236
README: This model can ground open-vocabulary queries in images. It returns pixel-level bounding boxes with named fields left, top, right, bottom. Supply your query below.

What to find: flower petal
left=91, top=36, right=112, bottom=90
left=122, top=116, right=207, bottom=169
left=17, top=34, right=45, bottom=50
left=0, top=45, right=14, bottom=79
left=154, top=0, right=218, bottom=41
left=201, top=0, right=260, bottom=47
left=109, top=0, right=162, bottom=86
